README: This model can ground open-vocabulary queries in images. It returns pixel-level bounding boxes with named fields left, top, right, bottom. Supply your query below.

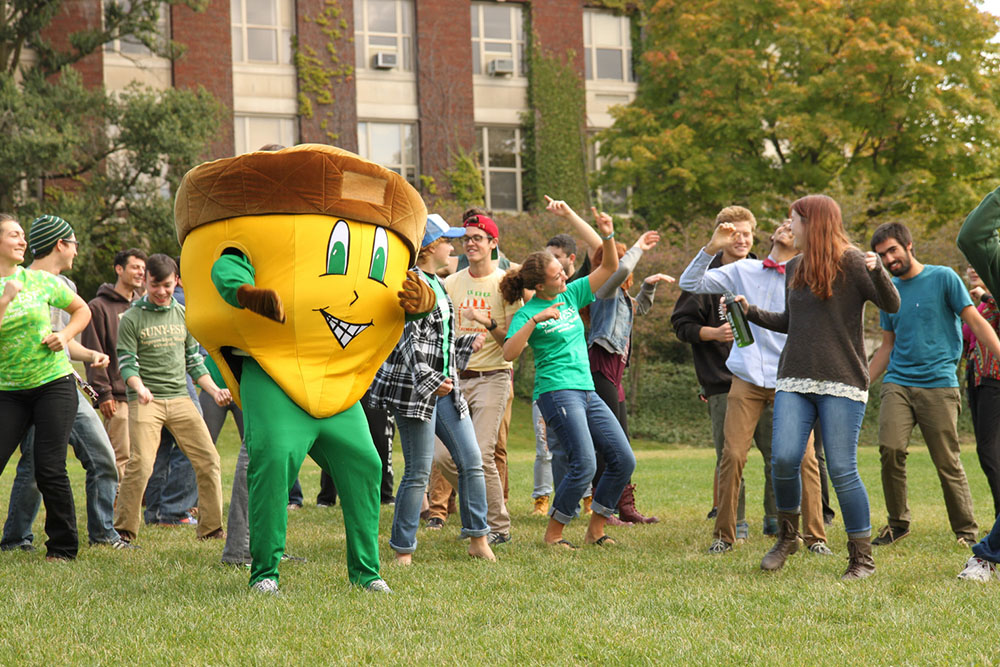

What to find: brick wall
left=414, top=0, right=476, bottom=192
left=42, top=0, right=104, bottom=85
left=171, top=0, right=235, bottom=159
left=530, top=0, right=585, bottom=76
left=296, top=0, right=358, bottom=151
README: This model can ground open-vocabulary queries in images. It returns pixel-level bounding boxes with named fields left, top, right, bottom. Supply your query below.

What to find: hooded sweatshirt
left=116, top=295, right=208, bottom=402
left=81, top=282, right=136, bottom=404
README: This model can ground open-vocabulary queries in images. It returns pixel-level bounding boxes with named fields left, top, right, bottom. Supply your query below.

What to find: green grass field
left=1, top=398, right=998, bottom=665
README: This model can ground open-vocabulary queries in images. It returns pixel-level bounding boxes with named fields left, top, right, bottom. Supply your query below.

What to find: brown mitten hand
left=398, top=270, right=436, bottom=315
left=236, top=284, right=286, bottom=323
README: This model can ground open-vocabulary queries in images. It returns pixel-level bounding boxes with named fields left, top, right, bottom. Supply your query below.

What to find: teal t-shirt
left=0, top=267, right=76, bottom=390
left=507, top=277, right=595, bottom=399
left=427, top=271, right=451, bottom=377
left=880, top=264, right=973, bottom=388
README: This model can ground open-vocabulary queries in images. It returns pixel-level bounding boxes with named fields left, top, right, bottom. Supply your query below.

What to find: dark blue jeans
left=536, top=389, right=635, bottom=524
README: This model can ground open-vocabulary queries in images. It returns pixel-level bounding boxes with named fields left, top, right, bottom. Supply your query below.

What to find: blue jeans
left=536, top=389, right=636, bottom=524
left=973, top=514, right=1000, bottom=563
left=532, top=401, right=554, bottom=498
left=1, top=397, right=120, bottom=546
left=771, top=391, right=870, bottom=538
left=390, top=396, right=489, bottom=554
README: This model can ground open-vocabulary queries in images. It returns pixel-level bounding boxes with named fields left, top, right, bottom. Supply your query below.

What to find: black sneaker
left=487, top=532, right=511, bottom=546
left=706, top=506, right=718, bottom=520
left=0, top=542, right=35, bottom=552
left=871, top=525, right=910, bottom=546
left=426, top=517, right=444, bottom=530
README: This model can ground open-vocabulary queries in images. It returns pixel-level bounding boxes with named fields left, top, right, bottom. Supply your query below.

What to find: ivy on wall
left=293, top=0, right=353, bottom=142
left=521, top=9, right=589, bottom=212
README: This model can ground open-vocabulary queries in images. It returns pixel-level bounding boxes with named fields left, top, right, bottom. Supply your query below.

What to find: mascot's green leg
left=242, top=359, right=315, bottom=587
left=309, top=401, right=382, bottom=587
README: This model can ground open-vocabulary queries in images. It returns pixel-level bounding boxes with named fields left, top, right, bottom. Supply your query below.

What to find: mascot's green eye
left=369, top=227, right=388, bottom=284
left=325, top=220, right=350, bottom=275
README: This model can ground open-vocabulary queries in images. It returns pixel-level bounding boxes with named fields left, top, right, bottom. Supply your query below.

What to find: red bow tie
left=762, top=258, right=785, bottom=274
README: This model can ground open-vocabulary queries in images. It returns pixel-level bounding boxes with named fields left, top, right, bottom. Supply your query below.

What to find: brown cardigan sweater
left=746, top=248, right=900, bottom=394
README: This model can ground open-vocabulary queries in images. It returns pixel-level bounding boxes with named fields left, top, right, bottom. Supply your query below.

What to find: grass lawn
left=0, top=397, right=998, bottom=664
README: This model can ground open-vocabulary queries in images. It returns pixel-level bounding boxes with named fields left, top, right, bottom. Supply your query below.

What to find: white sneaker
left=957, top=556, right=995, bottom=582
left=365, top=578, right=393, bottom=594
left=251, top=578, right=281, bottom=595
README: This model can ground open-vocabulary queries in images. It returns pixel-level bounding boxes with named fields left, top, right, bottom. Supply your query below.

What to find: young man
left=679, top=212, right=828, bottom=555
left=956, top=184, right=1000, bottom=579
left=671, top=208, right=763, bottom=535
left=81, top=248, right=147, bottom=481
left=1, top=215, right=130, bottom=551
left=428, top=214, right=520, bottom=545
left=113, top=254, right=229, bottom=543
left=869, top=222, right=1000, bottom=547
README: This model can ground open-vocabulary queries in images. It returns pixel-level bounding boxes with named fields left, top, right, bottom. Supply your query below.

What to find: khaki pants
left=714, top=377, right=825, bottom=545
left=430, top=372, right=512, bottom=535
left=878, top=383, right=977, bottom=539
left=114, top=397, right=223, bottom=539
left=103, top=400, right=131, bottom=483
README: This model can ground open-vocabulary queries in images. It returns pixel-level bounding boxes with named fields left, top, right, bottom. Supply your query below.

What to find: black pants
left=0, top=375, right=78, bottom=558
left=318, top=400, right=395, bottom=505
left=591, top=370, right=631, bottom=488
left=969, top=378, right=1000, bottom=517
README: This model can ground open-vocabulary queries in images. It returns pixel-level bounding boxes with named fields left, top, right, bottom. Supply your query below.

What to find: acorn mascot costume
left=174, top=144, right=434, bottom=593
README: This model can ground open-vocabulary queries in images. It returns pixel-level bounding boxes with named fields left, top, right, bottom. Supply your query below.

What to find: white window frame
left=589, top=135, right=632, bottom=216
left=234, top=114, right=298, bottom=156
left=103, top=1, right=169, bottom=58
left=477, top=126, right=524, bottom=212
left=583, top=9, right=634, bottom=83
left=354, top=0, right=414, bottom=72
left=357, top=121, right=420, bottom=187
left=231, top=0, right=295, bottom=65
left=470, top=2, right=526, bottom=77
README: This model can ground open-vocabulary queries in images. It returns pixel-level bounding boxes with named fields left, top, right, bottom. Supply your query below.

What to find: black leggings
left=969, top=378, right=1000, bottom=518
left=318, top=400, right=395, bottom=505
left=0, top=375, right=78, bottom=558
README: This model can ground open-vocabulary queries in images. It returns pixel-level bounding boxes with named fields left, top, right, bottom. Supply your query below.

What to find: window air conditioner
left=374, top=52, right=398, bottom=70
left=487, top=58, right=515, bottom=76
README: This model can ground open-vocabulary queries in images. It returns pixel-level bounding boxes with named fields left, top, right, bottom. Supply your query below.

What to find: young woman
left=368, top=217, right=495, bottom=564
left=738, top=195, right=899, bottom=579
left=501, top=204, right=636, bottom=548
left=0, top=214, right=92, bottom=561
left=584, top=231, right=673, bottom=524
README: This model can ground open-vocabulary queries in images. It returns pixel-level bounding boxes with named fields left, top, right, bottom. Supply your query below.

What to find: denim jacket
left=587, top=246, right=656, bottom=356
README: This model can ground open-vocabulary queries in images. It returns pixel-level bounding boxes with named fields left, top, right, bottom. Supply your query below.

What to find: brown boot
left=617, top=484, right=659, bottom=524
left=841, top=536, right=875, bottom=580
left=760, top=512, right=801, bottom=571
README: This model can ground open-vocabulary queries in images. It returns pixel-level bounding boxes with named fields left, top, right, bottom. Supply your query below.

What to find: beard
left=886, top=256, right=911, bottom=276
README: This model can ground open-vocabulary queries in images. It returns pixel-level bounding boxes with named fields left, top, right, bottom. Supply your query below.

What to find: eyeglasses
left=464, top=234, right=490, bottom=244
left=60, top=239, right=79, bottom=247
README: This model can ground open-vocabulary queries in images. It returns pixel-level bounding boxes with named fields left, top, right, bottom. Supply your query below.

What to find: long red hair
left=788, top=195, right=851, bottom=300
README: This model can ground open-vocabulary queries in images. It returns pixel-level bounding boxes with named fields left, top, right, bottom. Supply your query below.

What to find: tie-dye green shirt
left=0, top=267, right=76, bottom=390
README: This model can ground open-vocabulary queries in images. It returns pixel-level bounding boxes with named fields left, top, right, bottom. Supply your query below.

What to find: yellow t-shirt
left=445, top=266, right=522, bottom=371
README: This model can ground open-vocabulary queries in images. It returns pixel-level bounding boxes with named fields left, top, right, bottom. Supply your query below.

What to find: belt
left=458, top=368, right=511, bottom=380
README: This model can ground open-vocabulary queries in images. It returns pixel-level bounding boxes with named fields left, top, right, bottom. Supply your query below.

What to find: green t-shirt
left=507, top=277, right=595, bottom=399
left=0, top=267, right=76, bottom=390
left=427, top=271, right=451, bottom=377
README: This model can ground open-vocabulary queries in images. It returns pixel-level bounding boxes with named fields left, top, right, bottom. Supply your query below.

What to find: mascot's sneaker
left=251, top=579, right=280, bottom=596
left=365, top=579, right=393, bottom=594
left=957, top=556, right=996, bottom=582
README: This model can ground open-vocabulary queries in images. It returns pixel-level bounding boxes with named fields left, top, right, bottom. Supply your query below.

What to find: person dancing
left=501, top=202, right=635, bottom=548
left=739, top=195, right=899, bottom=579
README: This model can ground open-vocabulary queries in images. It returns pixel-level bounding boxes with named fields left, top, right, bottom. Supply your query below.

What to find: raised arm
left=595, top=231, right=659, bottom=300
left=545, top=195, right=603, bottom=260
left=863, top=251, right=900, bottom=314
left=587, top=211, right=619, bottom=295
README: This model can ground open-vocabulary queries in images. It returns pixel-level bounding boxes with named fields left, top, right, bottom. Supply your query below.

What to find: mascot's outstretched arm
left=211, top=250, right=286, bottom=323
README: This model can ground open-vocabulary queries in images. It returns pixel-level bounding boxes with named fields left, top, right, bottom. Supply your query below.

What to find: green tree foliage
left=0, top=0, right=222, bottom=297
left=597, top=0, right=1000, bottom=230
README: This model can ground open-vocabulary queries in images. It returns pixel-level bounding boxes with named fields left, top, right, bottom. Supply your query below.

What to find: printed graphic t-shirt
left=507, top=277, right=595, bottom=400
left=445, top=266, right=522, bottom=371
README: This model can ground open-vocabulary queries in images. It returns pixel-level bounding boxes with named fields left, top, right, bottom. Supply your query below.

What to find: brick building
left=81, top=0, right=637, bottom=212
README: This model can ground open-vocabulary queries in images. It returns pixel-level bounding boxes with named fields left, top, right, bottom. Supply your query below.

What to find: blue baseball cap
left=421, top=213, right=465, bottom=248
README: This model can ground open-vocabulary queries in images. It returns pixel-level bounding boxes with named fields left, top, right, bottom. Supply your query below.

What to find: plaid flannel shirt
left=367, top=270, right=479, bottom=422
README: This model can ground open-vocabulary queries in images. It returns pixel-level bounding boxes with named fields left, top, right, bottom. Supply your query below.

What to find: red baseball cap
left=463, top=215, right=499, bottom=239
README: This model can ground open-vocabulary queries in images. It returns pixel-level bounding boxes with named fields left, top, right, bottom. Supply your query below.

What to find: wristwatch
left=486, top=318, right=498, bottom=332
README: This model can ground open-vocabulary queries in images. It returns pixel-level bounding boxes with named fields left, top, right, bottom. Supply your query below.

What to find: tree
left=0, top=0, right=223, bottom=297
left=597, top=0, right=1000, bottom=231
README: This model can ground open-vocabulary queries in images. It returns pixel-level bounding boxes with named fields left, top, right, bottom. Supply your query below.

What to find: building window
left=104, top=1, right=169, bottom=56
left=477, top=126, right=523, bottom=211
left=234, top=115, right=298, bottom=156
left=588, top=136, right=632, bottom=216
left=231, top=0, right=294, bottom=65
left=357, top=122, right=419, bottom=187
left=470, top=2, right=525, bottom=77
left=354, top=0, right=414, bottom=72
left=583, top=10, right=634, bottom=82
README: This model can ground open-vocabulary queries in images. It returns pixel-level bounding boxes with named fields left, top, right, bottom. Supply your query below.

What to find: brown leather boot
left=841, top=536, right=875, bottom=580
left=617, top=484, right=659, bottom=524
left=760, top=512, right=801, bottom=571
